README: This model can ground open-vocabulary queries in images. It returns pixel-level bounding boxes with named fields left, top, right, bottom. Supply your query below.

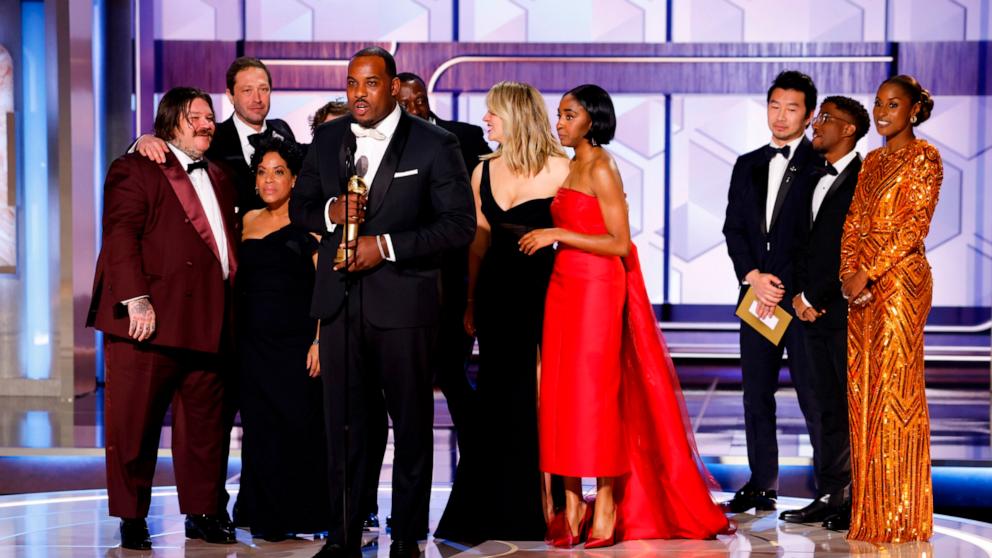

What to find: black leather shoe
left=185, top=514, right=236, bottom=544
left=313, top=542, right=361, bottom=557
left=724, top=484, right=778, bottom=513
left=363, top=512, right=380, bottom=531
left=120, top=518, right=152, bottom=550
left=823, top=506, right=852, bottom=531
left=779, top=496, right=833, bottom=523
left=390, top=539, right=421, bottom=558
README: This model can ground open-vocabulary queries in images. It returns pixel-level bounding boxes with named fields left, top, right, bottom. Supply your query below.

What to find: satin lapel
left=207, top=161, right=237, bottom=280
left=769, top=138, right=812, bottom=232
left=751, top=160, right=770, bottom=236
left=368, top=112, right=412, bottom=216
left=161, top=152, right=222, bottom=264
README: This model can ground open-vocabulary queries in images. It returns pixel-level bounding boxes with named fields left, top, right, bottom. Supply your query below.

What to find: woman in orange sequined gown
left=840, top=75, right=942, bottom=543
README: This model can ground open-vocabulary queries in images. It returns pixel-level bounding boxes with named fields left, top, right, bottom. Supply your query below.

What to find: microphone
left=335, top=154, right=371, bottom=266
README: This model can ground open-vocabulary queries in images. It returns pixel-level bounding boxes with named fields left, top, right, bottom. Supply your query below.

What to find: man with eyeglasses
left=722, top=70, right=827, bottom=514
left=782, top=96, right=870, bottom=530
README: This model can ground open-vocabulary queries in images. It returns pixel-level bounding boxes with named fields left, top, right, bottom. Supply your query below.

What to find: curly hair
left=882, top=75, right=935, bottom=126
left=822, top=96, right=871, bottom=141
left=250, top=135, right=305, bottom=176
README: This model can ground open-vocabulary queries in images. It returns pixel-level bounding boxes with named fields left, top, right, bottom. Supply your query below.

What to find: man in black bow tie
left=290, top=47, right=475, bottom=558
left=87, top=87, right=239, bottom=550
left=722, top=70, right=826, bottom=514
left=782, top=96, right=869, bottom=529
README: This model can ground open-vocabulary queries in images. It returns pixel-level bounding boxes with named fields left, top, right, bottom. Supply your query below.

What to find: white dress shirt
left=766, top=135, right=804, bottom=231
left=232, top=114, right=267, bottom=167
left=801, top=149, right=858, bottom=309
left=323, top=104, right=402, bottom=261
left=168, top=143, right=230, bottom=280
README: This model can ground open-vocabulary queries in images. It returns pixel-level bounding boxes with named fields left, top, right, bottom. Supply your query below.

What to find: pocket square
left=394, top=169, right=418, bottom=178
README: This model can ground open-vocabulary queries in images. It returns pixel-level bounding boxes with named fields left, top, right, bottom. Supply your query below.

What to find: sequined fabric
left=839, top=139, right=942, bottom=543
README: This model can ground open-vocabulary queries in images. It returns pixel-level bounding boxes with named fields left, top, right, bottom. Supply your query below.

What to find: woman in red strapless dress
left=520, top=85, right=731, bottom=548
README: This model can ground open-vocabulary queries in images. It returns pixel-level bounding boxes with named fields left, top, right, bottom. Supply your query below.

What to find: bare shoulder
left=590, top=152, right=621, bottom=183
left=241, top=209, right=263, bottom=236
left=546, top=156, right=571, bottom=179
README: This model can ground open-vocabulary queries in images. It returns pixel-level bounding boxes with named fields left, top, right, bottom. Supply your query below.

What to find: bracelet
left=312, top=338, right=320, bottom=346
left=375, top=235, right=386, bottom=259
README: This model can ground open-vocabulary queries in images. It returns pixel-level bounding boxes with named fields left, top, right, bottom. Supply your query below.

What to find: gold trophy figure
left=334, top=155, right=369, bottom=265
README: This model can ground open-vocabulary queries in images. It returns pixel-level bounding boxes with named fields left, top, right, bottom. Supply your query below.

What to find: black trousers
left=739, top=309, right=823, bottom=492
left=803, top=326, right=851, bottom=500
left=320, top=290, right=436, bottom=546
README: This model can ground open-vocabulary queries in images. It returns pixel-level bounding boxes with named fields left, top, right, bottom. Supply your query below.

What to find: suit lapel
left=161, top=152, right=222, bottom=265
left=822, top=154, right=861, bottom=206
left=368, top=112, right=412, bottom=216
left=207, top=161, right=237, bottom=280
left=769, top=137, right=812, bottom=232
left=751, top=160, right=770, bottom=236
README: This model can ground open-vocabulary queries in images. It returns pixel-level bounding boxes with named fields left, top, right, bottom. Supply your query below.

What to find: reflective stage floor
left=1, top=486, right=991, bottom=557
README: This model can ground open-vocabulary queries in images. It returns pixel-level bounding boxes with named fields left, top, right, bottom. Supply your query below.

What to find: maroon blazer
left=87, top=150, right=239, bottom=354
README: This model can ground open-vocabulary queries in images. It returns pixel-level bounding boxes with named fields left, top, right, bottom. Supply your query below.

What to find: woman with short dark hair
left=521, top=84, right=730, bottom=548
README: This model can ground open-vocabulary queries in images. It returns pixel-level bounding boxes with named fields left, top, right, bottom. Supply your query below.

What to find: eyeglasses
left=813, top=112, right=853, bottom=126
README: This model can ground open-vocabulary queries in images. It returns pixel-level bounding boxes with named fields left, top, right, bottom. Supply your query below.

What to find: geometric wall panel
left=459, top=0, right=667, bottom=42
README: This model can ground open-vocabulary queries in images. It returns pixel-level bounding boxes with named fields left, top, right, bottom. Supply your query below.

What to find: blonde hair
left=481, top=81, right=565, bottom=177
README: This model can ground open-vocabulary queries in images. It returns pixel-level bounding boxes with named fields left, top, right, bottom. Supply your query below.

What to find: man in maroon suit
left=87, top=87, right=239, bottom=550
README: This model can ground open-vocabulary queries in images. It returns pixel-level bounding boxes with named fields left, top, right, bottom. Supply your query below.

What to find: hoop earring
left=910, top=115, right=918, bottom=124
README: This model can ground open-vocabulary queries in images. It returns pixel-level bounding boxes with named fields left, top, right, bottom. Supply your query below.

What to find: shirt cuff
left=800, top=292, right=812, bottom=309
left=323, top=197, right=338, bottom=233
left=382, top=233, right=396, bottom=262
left=120, top=295, right=149, bottom=306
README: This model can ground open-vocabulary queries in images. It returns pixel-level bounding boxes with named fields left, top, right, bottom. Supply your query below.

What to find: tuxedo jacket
left=87, top=151, right=239, bottom=354
left=206, top=116, right=296, bottom=213
left=431, top=112, right=491, bottom=175
left=289, top=110, right=476, bottom=328
left=723, top=136, right=820, bottom=298
left=794, top=154, right=862, bottom=330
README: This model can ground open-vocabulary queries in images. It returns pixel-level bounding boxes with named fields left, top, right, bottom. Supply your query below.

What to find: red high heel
left=547, top=500, right=594, bottom=548
left=585, top=505, right=616, bottom=549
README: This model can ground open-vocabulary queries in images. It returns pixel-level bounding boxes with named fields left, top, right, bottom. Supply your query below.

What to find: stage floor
left=0, top=487, right=990, bottom=557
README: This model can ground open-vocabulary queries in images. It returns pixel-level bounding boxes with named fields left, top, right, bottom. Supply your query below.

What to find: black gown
left=234, top=224, right=330, bottom=538
left=435, top=160, right=555, bottom=543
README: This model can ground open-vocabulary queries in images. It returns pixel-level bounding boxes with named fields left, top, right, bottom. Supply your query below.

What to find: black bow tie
left=764, top=144, right=791, bottom=160
left=248, top=128, right=284, bottom=149
left=813, top=162, right=838, bottom=177
left=186, top=160, right=208, bottom=173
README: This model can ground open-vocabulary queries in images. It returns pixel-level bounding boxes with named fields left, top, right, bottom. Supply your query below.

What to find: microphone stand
left=341, top=148, right=354, bottom=551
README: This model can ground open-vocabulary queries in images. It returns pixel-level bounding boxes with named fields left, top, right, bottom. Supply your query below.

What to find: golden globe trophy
left=335, top=155, right=369, bottom=265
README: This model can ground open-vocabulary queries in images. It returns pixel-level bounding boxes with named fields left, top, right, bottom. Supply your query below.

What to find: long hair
left=481, top=81, right=565, bottom=177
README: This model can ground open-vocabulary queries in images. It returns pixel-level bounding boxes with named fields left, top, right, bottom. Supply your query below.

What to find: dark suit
left=794, top=153, right=862, bottom=502
left=722, top=137, right=826, bottom=492
left=206, top=115, right=296, bottom=214
left=87, top=150, right=238, bottom=519
left=289, top=109, right=475, bottom=547
left=359, top=113, right=492, bottom=520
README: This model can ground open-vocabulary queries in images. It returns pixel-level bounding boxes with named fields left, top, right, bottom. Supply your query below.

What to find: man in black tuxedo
left=289, top=47, right=475, bottom=558
left=722, top=71, right=825, bottom=513
left=208, top=57, right=296, bottom=214
left=348, top=72, right=490, bottom=530
left=782, top=96, right=869, bottom=529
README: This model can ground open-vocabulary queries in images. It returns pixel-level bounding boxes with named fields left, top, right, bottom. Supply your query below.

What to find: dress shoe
left=313, top=542, right=361, bottom=557
left=363, top=512, right=380, bottom=531
left=585, top=522, right=616, bottom=549
left=119, top=518, right=152, bottom=550
left=185, top=514, right=236, bottom=544
left=389, top=539, right=421, bottom=558
left=779, top=496, right=833, bottom=523
left=823, top=505, right=852, bottom=531
left=724, top=484, right=777, bottom=513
